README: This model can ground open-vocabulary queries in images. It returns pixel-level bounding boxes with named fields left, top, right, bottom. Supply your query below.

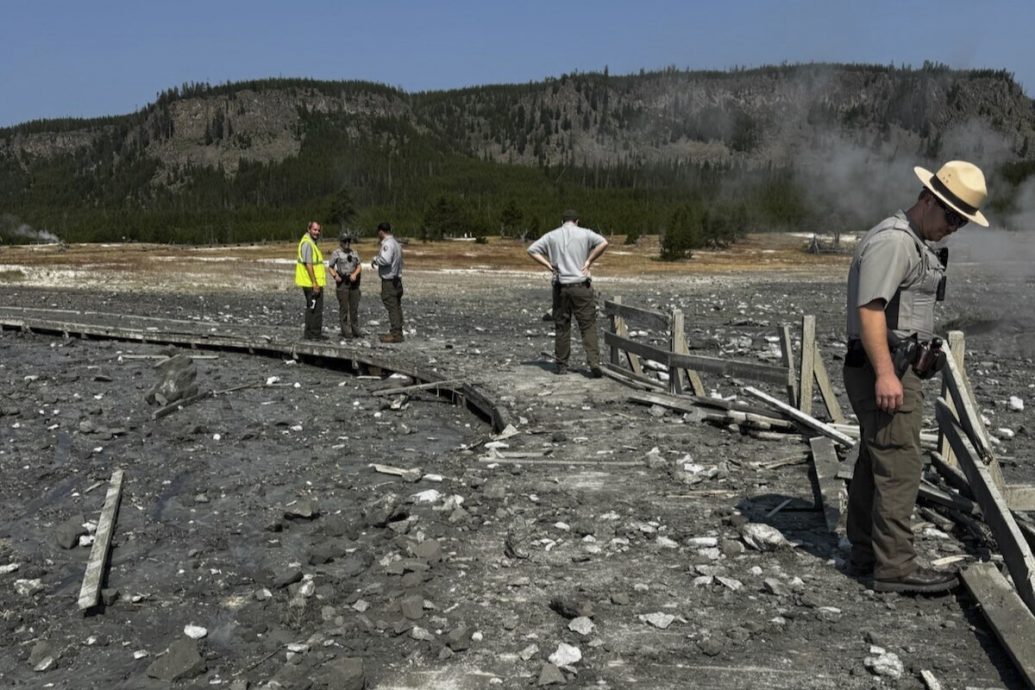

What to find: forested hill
left=2, top=63, right=1034, bottom=247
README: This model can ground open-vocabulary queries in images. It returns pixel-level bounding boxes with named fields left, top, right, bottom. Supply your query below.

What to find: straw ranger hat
left=913, top=160, right=989, bottom=227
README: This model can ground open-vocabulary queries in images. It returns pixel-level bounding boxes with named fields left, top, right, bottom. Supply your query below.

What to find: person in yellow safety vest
left=295, top=221, right=327, bottom=340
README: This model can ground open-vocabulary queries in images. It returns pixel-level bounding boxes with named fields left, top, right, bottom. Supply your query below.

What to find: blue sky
left=1, top=0, right=1033, bottom=128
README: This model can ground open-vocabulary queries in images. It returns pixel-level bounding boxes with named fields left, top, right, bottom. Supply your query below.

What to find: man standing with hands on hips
left=295, top=221, right=326, bottom=341
left=528, top=209, right=609, bottom=377
left=843, top=160, right=989, bottom=594
left=372, top=222, right=405, bottom=343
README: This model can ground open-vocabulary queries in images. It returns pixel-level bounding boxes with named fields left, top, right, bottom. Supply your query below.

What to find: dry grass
left=0, top=233, right=851, bottom=279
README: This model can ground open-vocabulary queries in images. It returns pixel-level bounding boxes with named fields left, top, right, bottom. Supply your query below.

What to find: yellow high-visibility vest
left=295, top=234, right=326, bottom=287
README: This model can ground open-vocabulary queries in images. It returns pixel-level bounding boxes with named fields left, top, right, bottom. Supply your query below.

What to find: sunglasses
left=933, top=196, right=968, bottom=229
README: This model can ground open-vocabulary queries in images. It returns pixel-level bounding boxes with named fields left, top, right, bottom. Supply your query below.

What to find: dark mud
left=1, top=259, right=1034, bottom=689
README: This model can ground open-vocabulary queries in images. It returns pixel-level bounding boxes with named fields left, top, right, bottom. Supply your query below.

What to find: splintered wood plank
left=778, top=324, right=799, bottom=406
left=799, top=316, right=816, bottom=416
left=811, top=346, right=845, bottom=424
left=937, top=400, right=1035, bottom=614
left=960, top=561, right=1035, bottom=687
left=1008, top=484, right=1035, bottom=512
left=602, top=299, right=670, bottom=331
left=808, top=436, right=843, bottom=533
left=743, top=386, right=856, bottom=447
left=78, top=469, right=125, bottom=611
left=938, top=331, right=966, bottom=469
left=668, top=309, right=685, bottom=395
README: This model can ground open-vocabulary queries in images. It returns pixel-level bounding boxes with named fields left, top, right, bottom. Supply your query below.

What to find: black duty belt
left=559, top=280, right=591, bottom=289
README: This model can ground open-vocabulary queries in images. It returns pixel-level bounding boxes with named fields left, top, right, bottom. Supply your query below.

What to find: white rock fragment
left=133, top=650, right=149, bottom=660
left=655, top=536, right=680, bottom=549
left=864, top=651, right=904, bottom=679
left=686, top=536, right=717, bottom=547
left=0, top=563, right=20, bottom=575
left=352, top=599, right=369, bottom=612
left=639, top=612, right=675, bottom=629
left=693, top=575, right=714, bottom=587
left=183, top=624, right=208, bottom=639
left=716, top=576, right=743, bottom=591
left=1010, top=396, right=1024, bottom=411
left=410, top=626, right=435, bottom=641
left=14, top=579, right=43, bottom=596
left=519, top=644, right=539, bottom=661
left=568, top=617, right=595, bottom=636
left=548, top=642, right=582, bottom=667
left=740, top=523, right=791, bottom=551
left=997, top=427, right=1015, bottom=439
left=411, top=489, right=443, bottom=504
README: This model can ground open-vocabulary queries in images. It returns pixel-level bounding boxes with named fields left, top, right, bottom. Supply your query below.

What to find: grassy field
left=0, top=233, right=851, bottom=279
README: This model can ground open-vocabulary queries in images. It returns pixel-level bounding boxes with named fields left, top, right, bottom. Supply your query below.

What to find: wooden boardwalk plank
left=78, top=469, right=125, bottom=611
left=808, top=436, right=843, bottom=533
left=960, top=561, right=1035, bottom=688
left=743, top=386, right=856, bottom=447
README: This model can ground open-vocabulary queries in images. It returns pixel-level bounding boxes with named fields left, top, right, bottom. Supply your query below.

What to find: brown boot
left=380, top=333, right=404, bottom=343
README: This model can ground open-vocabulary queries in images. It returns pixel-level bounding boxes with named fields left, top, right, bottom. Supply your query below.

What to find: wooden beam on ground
left=799, top=316, right=816, bottom=416
left=960, top=561, right=1035, bottom=688
left=371, top=379, right=465, bottom=396
left=917, top=480, right=981, bottom=517
left=937, top=399, right=1035, bottom=614
left=600, top=362, right=666, bottom=390
left=808, top=436, right=843, bottom=533
left=778, top=325, right=799, bottom=406
left=1009, top=484, right=1035, bottom=512
left=78, top=469, right=125, bottom=611
left=627, top=392, right=707, bottom=419
left=836, top=443, right=860, bottom=480
left=743, top=386, right=856, bottom=447
left=929, top=450, right=972, bottom=497
left=152, top=389, right=214, bottom=420
left=938, top=330, right=965, bottom=469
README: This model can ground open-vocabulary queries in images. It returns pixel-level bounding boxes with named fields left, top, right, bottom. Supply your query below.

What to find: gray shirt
left=846, top=210, right=944, bottom=341
left=328, top=247, right=361, bottom=279
left=527, top=222, right=607, bottom=285
left=373, top=234, right=403, bottom=279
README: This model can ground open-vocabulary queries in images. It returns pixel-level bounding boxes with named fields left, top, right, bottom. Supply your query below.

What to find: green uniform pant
left=844, top=364, right=924, bottom=580
left=554, top=283, right=600, bottom=368
left=380, top=278, right=404, bottom=337
left=302, top=287, right=323, bottom=339
left=336, top=282, right=362, bottom=335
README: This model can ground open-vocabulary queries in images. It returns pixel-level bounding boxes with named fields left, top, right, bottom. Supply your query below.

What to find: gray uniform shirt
left=527, top=222, right=607, bottom=285
left=328, top=248, right=361, bottom=280
left=846, top=210, right=945, bottom=341
left=373, top=235, right=403, bottom=279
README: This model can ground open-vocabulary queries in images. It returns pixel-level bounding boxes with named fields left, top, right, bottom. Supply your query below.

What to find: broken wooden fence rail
left=936, top=398, right=1035, bottom=615
left=78, top=469, right=125, bottom=611
left=371, top=379, right=466, bottom=397
left=603, top=297, right=706, bottom=395
left=798, top=315, right=845, bottom=424
left=960, top=562, right=1035, bottom=688
left=742, top=386, right=856, bottom=448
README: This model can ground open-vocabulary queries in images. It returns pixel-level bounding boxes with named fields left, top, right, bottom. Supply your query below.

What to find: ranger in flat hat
left=843, top=160, right=989, bottom=595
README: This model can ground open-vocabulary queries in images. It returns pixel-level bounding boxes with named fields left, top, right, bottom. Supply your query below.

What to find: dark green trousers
left=844, top=364, right=924, bottom=580
left=302, top=287, right=323, bottom=339
left=380, top=278, right=404, bottom=336
left=335, top=282, right=362, bottom=335
left=554, top=283, right=600, bottom=368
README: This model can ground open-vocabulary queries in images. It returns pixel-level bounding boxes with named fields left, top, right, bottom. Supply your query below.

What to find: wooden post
left=960, top=562, right=1035, bottom=687
left=668, top=309, right=684, bottom=395
left=670, top=309, right=705, bottom=397
left=778, top=325, right=798, bottom=406
left=808, top=436, right=844, bottom=534
left=799, top=316, right=816, bottom=416
left=938, top=330, right=965, bottom=469
left=812, top=349, right=845, bottom=424
left=610, top=296, right=643, bottom=375
left=78, top=469, right=125, bottom=611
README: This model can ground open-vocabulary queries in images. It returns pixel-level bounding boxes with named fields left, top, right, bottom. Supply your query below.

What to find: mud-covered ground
left=2, top=244, right=1035, bottom=689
